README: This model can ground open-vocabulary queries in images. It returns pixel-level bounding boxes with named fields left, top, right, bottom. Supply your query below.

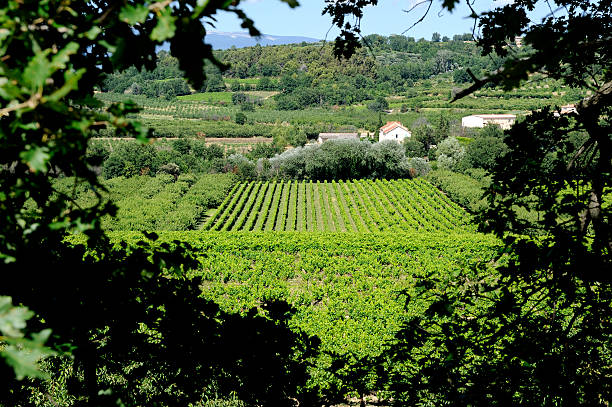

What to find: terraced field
left=204, top=178, right=473, bottom=232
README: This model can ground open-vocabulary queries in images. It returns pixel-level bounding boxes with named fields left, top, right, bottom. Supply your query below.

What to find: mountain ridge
left=206, top=30, right=321, bottom=49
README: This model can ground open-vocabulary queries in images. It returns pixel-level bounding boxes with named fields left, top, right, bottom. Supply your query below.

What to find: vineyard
left=204, top=178, right=473, bottom=232
left=106, top=231, right=503, bottom=359
left=62, top=175, right=499, bottom=396
left=57, top=173, right=495, bottom=392
left=48, top=174, right=237, bottom=231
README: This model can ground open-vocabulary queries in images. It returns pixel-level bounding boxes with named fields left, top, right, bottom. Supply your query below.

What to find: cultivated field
left=204, top=178, right=473, bottom=232
left=111, top=231, right=502, bottom=358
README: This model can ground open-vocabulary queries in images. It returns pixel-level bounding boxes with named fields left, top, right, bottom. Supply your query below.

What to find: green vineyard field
left=204, top=178, right=474, bottom=232
left=47, top=173, right=237, bottom=231
left=106, top=231, right=502, bottom=358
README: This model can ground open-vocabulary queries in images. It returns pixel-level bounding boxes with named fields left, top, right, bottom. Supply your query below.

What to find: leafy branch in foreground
left=0, top=297, right=55, bottom=381
left=1, top=0, right=312, bottom=405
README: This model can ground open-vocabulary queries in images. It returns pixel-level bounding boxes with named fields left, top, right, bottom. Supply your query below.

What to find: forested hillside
left=102, top=34, right=507, bottom=105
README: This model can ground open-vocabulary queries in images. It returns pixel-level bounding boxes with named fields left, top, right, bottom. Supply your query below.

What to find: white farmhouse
left=461, top=114, right=516, bottom=130
left=379, top=121, right=411, bottom=142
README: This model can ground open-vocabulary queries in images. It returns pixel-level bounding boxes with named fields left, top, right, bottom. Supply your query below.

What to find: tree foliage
left=0, top=0, right=315, bottom=405
left=320, top=0, right=612, bottom=405
left=2, top=0, right=611, bottom=405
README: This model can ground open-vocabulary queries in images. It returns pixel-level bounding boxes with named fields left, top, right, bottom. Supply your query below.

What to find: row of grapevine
left=204, top=179, right=473, bottom=232
left=47, top=174, right=237, bottom=232
left=102, top=230, right=503, bottom=363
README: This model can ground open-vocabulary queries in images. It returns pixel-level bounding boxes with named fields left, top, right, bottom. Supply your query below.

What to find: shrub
left=235, top=112, right=247, bottom=125
left=407, top=157, right=431, bottom=177
left=426, top=169, right=488, bottom=212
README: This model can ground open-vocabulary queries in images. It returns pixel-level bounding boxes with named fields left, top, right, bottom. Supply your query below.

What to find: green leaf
left=2, top=345, right=51, bottom=380
left=50, top=42, right=79, bottom=70
left=30, top=329, right=52, bottom=345
left=119, top=4, right=150, bottom=24
left=83, top=26, right=102, bottom=40
left=151, top=9, right=176, bottom=42
left=0, top=77, right=21, bottom=100
left=20, top=146, right=50, bottom=172
left=98, top=40, right=117, bottom=53
left=22, top=49, right=53, bottom=89
left=0, top=298, right=55, bottom=380
left=47, top=68, right=85, bottom=102
left=0, top=297, right=33, bottom=337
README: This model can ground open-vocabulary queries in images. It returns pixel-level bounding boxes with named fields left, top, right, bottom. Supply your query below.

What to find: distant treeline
left=102, top=34, right=515, bottom=108
left=88, top=115, right=515, bottom=185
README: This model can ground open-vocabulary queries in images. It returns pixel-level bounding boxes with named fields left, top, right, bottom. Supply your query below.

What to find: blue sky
left=212, top=0, right=554, bottom=40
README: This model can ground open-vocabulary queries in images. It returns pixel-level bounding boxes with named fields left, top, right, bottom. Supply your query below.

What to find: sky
left=211, top=0, right=555, bottom=40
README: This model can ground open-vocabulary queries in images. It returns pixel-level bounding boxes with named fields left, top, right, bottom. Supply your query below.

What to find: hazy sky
left=211, top=0, right=554, bottom=40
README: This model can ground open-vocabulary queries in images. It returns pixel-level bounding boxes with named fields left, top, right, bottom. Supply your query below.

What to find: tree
left=257, top=76, right=272, bottom=90
left=248, top=143, right=283, bottom=160
left=367, top=96, right=389, bottom=112
left=404, top=138, right=427, bottom=158
left=173, top=138, right=192, bottom=155
left=159, top=162, right=181, bottom=181
left=235, top=111, right=247, bottom=125
left=435, top=136, right=465, bottom=170
left=3, top=0, right=611, bottom=405
left=232, top=92, right=249, bottom=105
left=230, top=80, right=241, bottom=92
left=431, top=32, right=441, bottom=42
left=289, top=128, right=308, bottom=147
left=205, top=73, right=226, bottom=92
left=322, top=0, right=611, bottom=404
left=272, top=125, right=292, bottom=148
left=434, top=113, right=451, bottom=142
left=411, top=121, right=436, bottom=151
left=453, top=68, right=472, bottom=83
left=461, top=135, right=509, bottom=172
left=103, top=142, right=158, bottom=178
left=0, top=1, right=316, bottom=405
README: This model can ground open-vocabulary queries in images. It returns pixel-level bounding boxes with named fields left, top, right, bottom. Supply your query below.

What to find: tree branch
left=401, top=0, right=433, bottom=34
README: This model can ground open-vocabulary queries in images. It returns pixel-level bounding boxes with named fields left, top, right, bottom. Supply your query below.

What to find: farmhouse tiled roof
left=380, top=121, right=408, bottom=134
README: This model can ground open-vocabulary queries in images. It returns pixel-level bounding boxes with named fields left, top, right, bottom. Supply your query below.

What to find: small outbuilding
left=379, top=121, right=411, bottom=143
left=461, top=114, right=516, bottom=130
left=317, top=133, right=359, bottom=144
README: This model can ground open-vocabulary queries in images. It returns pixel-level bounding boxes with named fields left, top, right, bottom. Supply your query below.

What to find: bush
left=426, top=169, right=489, bottom=212
left=235, top=112, right=247, bottom=125
left=367, top=96, right=389, bottom=112
left=102, top=142, right=158, bottom=179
